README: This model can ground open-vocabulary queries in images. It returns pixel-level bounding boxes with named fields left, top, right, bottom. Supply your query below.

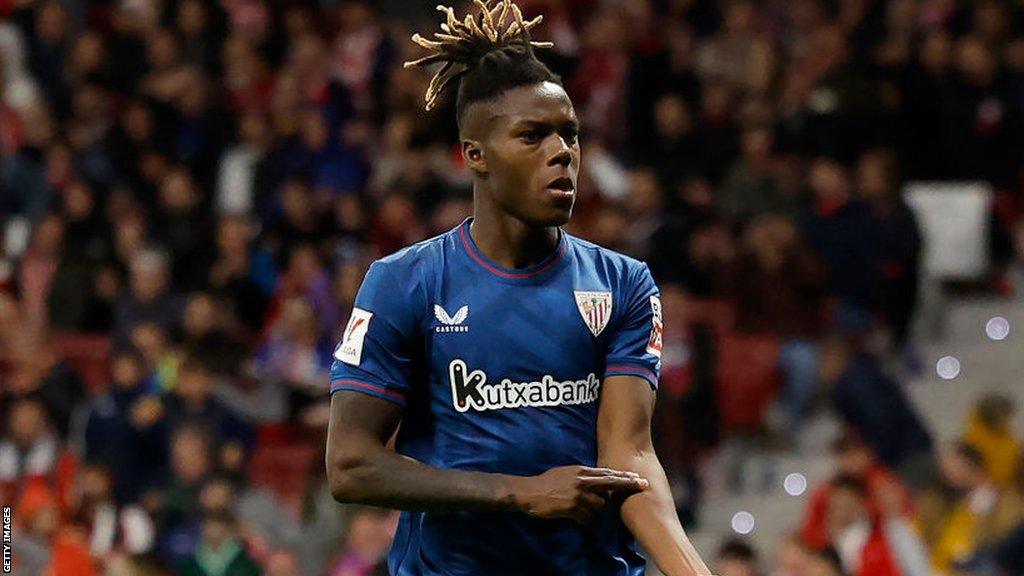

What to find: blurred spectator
left=945, top=36, right=1016, bottom=185
left=802, top=157, right=881, bottom=319
left=327, top=507, right=398, bottom=576
left=68, top=463, right=155, bottom=560
left=114, top=248, right=185, bottom=345
left=0, top=103, right=55, bottom=220
left=734, top=214, right=825, bottom=437
left=719, top=127, right=792, bottom=227
left=802, top=433, right=913, bottom=552
left=820, top=339, right=933, bottom=484
left=264, top=176, right=333, bottom=267
left=83, top=348, right=166, bottom=504
left=716, top=539, right=759, bottom=576
left=653, top=287, right=716, bottom=527
left=154, top=167, right=216, bottom=291
left=209, top=214, right=271, bottom=331
left=158, top=424, right=215, bottom=562
left=962, top=393, right=1020, bottom=489
left=216, top=111, right=273, bottom=217
left=165, top=354, right=252, bottom=449
left=16, top=213, right=63, bottom=332
left=130, top=322, right=178, bottom=392
left=178, top=508, right=261, bottom=576
left=623, top=167, right=686, bottom=281
left=695, top=0, right=773, bottom=94
left=820, top=474, right=900, bottom=576
left=632, top=92, right=704, bottom=194
left=810, top=471, right=930, bottom=576
left=931, top=442, right=1024, bottom=573
left=49, top=178, right=117, bottom=331
left=14, top=481, right=96, bottom=576
left=0, top=397, right=73, bottom=506
left=10, top=483, right=56, bottom=575
left=270, top=244, right=340, bottom=338
left=252, top=296, right=332, bottom=417
left=679, top=219, right=735, bottom=297
left=180, top=291, right=248, bottom=375
left=3, top=330, right=85, bottom=439
left=856, top=149, right=921, bottom=359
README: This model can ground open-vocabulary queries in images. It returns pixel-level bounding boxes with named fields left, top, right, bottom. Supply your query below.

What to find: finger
left=579, top=476, right=649, bottom=493
left=577, top=492, right=606, bottom=511
left=576, top=467, right=641, bottom=479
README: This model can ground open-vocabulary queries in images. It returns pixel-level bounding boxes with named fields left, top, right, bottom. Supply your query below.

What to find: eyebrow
left=510, top=118, right=580, bottom=130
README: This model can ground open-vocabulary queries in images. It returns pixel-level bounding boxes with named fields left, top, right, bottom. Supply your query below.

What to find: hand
left=513, top=466, right=649, bottom=523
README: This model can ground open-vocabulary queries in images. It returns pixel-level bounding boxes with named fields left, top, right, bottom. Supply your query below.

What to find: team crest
left=574, top=291, right=613, bottom=337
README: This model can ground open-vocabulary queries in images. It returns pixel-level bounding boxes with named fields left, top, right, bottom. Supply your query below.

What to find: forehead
left=487, top=82, right=577, bottom=127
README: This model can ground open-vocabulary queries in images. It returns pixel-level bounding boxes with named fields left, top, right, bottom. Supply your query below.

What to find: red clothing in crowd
left=44, top=530, right=96, bottom=576
left=801, top=464, right=911, bottom=549
left=801, top=464, right=913, bottom=576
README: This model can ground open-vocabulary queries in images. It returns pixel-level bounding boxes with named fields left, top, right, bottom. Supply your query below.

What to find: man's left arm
left=597, top=374, right=713, bottom=576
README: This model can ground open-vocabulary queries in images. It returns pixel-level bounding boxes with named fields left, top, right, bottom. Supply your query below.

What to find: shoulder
left=357, top=230, right=456, bottom=321
left=565, top=233, right=654, bottom=286
left=368, top=229, right=453, bottom=283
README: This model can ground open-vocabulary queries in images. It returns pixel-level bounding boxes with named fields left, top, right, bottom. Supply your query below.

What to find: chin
left=533, top=208, right=573, bottom=228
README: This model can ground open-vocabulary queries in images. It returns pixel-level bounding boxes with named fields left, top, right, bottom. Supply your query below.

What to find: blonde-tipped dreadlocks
left=403, top=0, right=557, bottom=112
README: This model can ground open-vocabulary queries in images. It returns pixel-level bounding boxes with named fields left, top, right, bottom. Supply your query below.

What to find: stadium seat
left=52, top=332, right=112, bottom=395
left=247, top=440, right=318, bottom=518
left=714, top=333, right=781, bottom=432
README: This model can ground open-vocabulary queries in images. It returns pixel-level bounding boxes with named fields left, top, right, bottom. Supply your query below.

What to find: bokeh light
left=731, top=511, right=756, bottom=535
left=936, top=356, right=961, bottom=380
left=784, top=473, right=808, bottom=496
left=986, top=316, right=1011, bottom=341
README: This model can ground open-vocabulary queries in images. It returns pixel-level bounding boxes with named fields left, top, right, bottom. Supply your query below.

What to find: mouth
left=545, top=176, right=575, bottom=198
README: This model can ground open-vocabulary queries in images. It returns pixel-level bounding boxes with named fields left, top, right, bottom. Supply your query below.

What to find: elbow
left=326, top=452, right=373, bottom=504
left=598, top=446, right=653, bottom=471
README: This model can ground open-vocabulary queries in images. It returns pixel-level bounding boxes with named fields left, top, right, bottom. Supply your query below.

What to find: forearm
left=602, top=450, right=712, bottom=576
left=328, top=446, right=523, bottom=513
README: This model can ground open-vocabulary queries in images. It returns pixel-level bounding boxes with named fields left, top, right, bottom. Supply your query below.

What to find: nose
left=547, top=136, right=573, bottom=168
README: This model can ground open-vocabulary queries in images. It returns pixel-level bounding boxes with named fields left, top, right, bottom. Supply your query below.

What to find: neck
left=470, top=196, right=560, bottom=270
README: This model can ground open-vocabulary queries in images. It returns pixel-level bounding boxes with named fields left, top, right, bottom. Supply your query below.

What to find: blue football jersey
left=330, top=218, right=663, bottom=576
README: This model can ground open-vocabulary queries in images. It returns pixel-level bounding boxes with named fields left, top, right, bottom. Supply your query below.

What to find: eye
left=562, top=129, right=579, bottom=146
left=520, top=130, right=542, bottom=144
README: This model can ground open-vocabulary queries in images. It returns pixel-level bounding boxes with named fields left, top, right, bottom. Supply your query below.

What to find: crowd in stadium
left=1, top=0, right=1024, bottom=574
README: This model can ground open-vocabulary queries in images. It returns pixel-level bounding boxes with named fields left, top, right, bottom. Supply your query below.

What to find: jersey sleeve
left=604, top=263, right=662, bottom=390
left=330, top=261, right=419, bottom=406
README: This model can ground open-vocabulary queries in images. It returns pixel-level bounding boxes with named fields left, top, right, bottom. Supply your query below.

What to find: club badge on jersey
left=574, top=291, right=613, bottom=337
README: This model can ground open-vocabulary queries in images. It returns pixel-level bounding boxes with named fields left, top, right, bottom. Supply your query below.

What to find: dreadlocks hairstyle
left=403, top=0, right=561, bottom=124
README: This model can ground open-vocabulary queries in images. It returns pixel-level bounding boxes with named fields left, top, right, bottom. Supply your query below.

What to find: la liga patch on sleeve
left=646, top=295, right=663, bottom=358
left=336, top=308, right=373, bottom=365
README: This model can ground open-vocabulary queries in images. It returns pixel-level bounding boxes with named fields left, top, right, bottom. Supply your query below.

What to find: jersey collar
left=456, top=218, right=570, bottom=284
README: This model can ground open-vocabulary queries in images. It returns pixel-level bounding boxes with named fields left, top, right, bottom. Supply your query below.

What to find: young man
left=326, top=1, right=714, bottom=574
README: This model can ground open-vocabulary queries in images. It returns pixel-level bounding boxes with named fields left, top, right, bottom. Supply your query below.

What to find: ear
left=461, top=140, right=487, bottom=173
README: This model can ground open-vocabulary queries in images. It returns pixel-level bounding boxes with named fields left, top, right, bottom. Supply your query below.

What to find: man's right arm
left=326, top=390, right=648, bottom=520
